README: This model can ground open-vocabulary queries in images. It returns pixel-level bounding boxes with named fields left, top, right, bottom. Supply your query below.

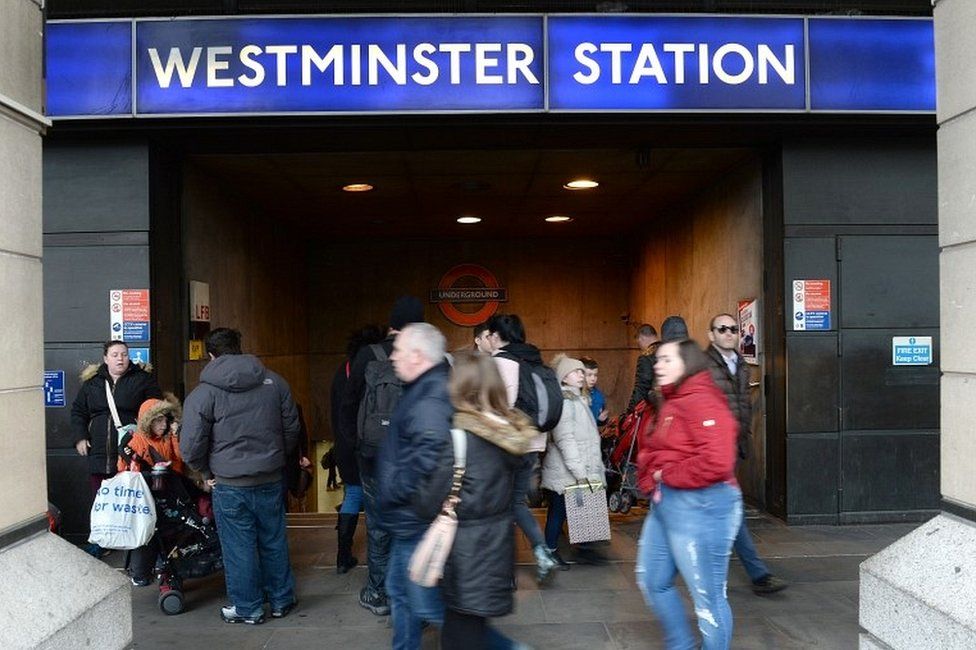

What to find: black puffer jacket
left=419, top=409, right=535, bottom=618
left=70, top=362, right=162, bottom=475
left=627, top=344, right=660, bottom=411
left=330, top=360, right=359, bottom=485
left=704, top=345, right=752, bottom=460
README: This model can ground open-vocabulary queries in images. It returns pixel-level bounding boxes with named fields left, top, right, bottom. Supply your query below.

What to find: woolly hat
left=389, top=295, right=425, bottom=331
left=554, top=354, right=585, bottom=383
left=661, top=315, right=689, bottom=342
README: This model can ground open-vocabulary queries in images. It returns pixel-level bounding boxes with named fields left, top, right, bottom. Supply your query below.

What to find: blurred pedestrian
left=636, top=339, right=742, bottom=649
left=424, top=350, right=536, bottom=649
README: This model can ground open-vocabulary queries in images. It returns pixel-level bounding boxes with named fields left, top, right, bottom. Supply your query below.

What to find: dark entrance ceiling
left=189, top=146, right=756, bottom=239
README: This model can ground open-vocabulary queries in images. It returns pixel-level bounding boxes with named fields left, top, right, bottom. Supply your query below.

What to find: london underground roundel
left=430, top=264, right=508, bottom=327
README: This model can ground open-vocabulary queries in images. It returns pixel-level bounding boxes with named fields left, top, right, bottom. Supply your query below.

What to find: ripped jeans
left=636, top=483, right=742, bottom=650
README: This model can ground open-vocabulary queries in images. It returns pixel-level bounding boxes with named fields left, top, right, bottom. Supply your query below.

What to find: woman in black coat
left=70, top=340, right=162, bottom=556
left=331, top=325, right=384, bottom=574
left=424, top=350, right=536, bottom=648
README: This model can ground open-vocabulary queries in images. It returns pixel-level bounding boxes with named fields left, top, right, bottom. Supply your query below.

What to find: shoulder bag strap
left=443, top=428, right=468, bottom=513
left=104, top=380, right=123, bottom=429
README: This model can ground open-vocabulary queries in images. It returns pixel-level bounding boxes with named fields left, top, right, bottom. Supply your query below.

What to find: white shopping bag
left=88, top=471, right=157, bottom=550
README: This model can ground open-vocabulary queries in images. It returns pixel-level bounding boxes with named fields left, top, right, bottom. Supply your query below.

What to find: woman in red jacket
left=635, top=339, right=742, bottom=650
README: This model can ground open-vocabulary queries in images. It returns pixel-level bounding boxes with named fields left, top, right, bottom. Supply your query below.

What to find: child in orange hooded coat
left=118, top=396, right=185, bottom=474
left=118, top=395, right=203, bottom=586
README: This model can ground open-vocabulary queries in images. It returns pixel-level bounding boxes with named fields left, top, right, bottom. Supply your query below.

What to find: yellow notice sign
left=189, top=340, right=204, bottom=360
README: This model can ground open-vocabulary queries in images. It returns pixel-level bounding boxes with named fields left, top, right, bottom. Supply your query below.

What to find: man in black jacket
left=705, top=312, right=787, bottom=596
left=376, top=322, right=453, bottom=650
left=339, top=295, right=425, bottom=616
left=181, top=328, right=301, bottom=625
left=627, top=323, right=660, bottom=411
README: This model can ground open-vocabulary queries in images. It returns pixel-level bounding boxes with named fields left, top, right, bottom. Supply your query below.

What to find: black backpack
left=497, top=350, right=563, bottom=432
left=356, top=344, right=403, bottom=459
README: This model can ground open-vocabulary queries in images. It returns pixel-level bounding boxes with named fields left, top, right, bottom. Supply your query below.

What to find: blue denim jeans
left=362, top=470, right=391, bottom=595
left=513, top=453, right=545, bottom=548
left=386, top=535, right=518, bottom=650
left=386, top=536, right=445, bottom=650
left=544, top=490, right=566, bottom=551
left=733, top=509, right=770, bottom=583
left=636, top=483, right=742, bottom=650
left=340, top=484, right=364, bottom=515
left=212, top=479, right=296, bottom=618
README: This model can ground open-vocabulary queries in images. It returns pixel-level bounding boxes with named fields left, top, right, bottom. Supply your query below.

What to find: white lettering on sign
left=892, top=336, right=933, bottom=366
left=572, top=41, right=795, bottom=86
left=146, top=42, right=541, bottom=89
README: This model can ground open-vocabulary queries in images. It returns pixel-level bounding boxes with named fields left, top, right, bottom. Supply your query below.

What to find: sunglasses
left=713, top=325, right=739, bottom=334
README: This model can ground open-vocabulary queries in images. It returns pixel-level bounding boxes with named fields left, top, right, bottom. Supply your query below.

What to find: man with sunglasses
left=705, top=313, right=788, bottom=596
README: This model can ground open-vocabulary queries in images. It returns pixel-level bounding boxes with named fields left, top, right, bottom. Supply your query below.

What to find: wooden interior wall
left=182, top=163, right=313, bottom=507
left=308, top=237, right=636, bottom=440
left=630, top=158, right=766, bottom=502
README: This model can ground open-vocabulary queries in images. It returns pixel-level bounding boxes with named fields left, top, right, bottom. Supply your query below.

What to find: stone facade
left=860, top=0, right=976, bottom=646
left=0, top=2, right=131, bottom=647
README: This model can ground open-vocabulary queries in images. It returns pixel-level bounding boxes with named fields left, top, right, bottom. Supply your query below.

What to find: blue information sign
left=45, top=15, right=936, bottom=117
left=892, top=336, right=933, bottom=366
left=123, top=321, right=151, bottom=343
left=128, top=347, right=151, bottom=365
left=548, top=16, right=806, bottom=111
left=44, top=370, right=66, bottom=408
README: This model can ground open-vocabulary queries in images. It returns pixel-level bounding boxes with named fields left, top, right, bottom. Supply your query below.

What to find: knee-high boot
left=336, top=513, right=360, bottom=574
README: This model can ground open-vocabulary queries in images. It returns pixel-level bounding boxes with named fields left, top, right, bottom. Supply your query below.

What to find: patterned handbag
left=408, top=428, right=467, bottom=587
left=564, top=480, right=612, bottom=544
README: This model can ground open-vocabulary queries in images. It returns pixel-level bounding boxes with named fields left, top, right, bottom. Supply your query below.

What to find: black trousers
left=441, top=609, right=487, bottom=650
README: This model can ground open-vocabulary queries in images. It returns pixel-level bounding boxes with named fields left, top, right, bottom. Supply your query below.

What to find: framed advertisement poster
left=737, top=298, right=760, bottom=365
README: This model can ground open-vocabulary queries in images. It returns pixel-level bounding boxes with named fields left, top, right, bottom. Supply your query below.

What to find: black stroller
left=143, top=465, right=223, bottom=615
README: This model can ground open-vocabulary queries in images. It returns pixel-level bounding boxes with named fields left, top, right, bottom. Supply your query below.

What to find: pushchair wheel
left=620, top=491, right=634, bottom=514
left=608, top=491, right=622, bottom=513
left=158, top=589, right=184, bottom=615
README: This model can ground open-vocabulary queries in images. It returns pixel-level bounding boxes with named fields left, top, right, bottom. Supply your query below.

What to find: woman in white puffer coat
left=542, top=354, right=606, bottom=567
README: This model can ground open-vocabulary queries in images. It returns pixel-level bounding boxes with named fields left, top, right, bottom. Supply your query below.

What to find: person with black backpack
left=486, top=313, right=561, bottom=584
left=339, top=296, right=425, bottom=617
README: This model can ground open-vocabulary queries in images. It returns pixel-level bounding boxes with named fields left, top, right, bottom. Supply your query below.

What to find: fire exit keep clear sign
left=892, top=336, right=933, bottom=366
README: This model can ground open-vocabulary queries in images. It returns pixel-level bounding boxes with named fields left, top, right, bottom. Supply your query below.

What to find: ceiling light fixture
left=545, top=215, right=573, bottom=223
left=342, top=183, right=374, bottom=192
left=563, top=179, right=599, bottom=190
left=457, top=216, right=482, bottom=224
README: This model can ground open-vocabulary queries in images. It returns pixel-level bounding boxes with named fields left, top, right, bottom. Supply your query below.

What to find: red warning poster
left=110, top=289, right=151, bottom=342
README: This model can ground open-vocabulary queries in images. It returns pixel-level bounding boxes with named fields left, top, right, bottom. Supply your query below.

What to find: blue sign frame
left=45, top=14, right=936, bottom=118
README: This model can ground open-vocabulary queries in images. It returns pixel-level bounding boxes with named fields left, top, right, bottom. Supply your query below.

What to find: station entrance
left=169, top=121, right=770, bottom=514
left=44, top=116, right=940, bottom=538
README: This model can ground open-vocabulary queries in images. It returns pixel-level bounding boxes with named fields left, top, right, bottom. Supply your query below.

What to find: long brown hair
left=449, top=350, right=514, bottom=419
left=667, top=339, right=711, bottom=387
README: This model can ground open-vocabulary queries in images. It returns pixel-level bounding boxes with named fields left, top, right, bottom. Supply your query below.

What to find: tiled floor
left=119, top=510, right=923, bottom=649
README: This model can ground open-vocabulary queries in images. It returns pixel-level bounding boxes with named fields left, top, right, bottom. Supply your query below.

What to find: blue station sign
left=45, top=14, right=935, bottom=118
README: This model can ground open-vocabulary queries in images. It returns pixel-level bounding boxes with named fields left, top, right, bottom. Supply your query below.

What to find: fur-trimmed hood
left=80, top=361, right=153, bottom=383
left=136, top=394, right=181, bottom=436
left=452, top=409, right=536, bottom=456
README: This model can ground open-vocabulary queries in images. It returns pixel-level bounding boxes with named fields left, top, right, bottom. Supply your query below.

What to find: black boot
left=336, top=513, right=359, bottom=575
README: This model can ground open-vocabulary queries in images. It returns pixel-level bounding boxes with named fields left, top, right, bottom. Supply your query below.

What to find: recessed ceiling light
left=564, top=179, right=599, bottom=190
left=457, top=216, right=482, bottom=224
left=342, top=183, right=374, bottom=192
left=545, top=215, right=573, bottom=223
